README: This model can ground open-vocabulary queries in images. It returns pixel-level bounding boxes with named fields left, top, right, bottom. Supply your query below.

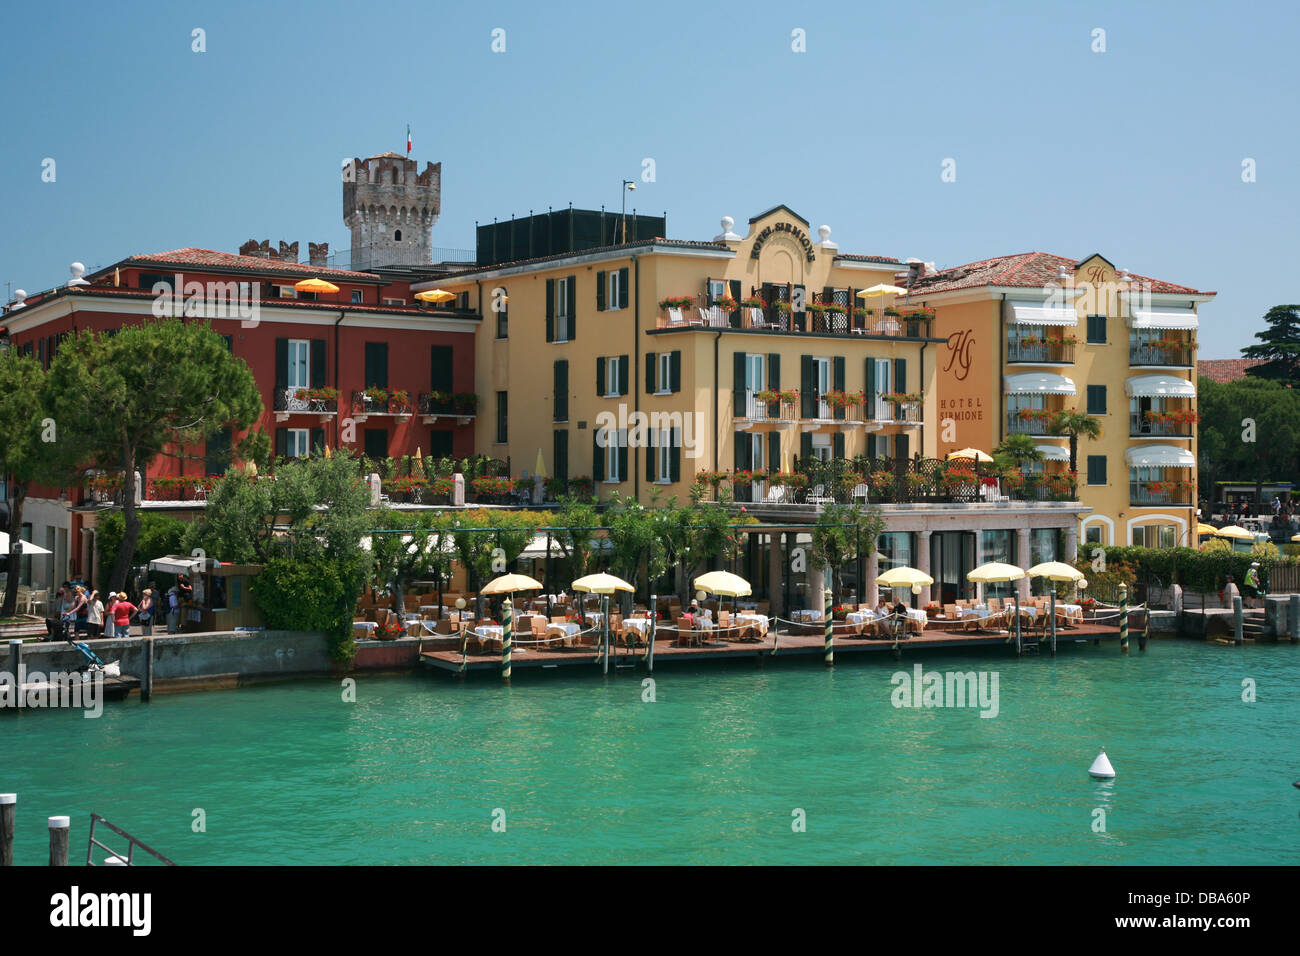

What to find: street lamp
left=621, top=180, right=636, bottom=243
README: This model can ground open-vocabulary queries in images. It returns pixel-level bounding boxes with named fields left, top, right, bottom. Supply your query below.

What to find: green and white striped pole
left=501, top=597, right=512, bottom=683
left=646, top=592, right=657, bottom=673
left=1119, top=583, right=1129, bottom=656
left=824, top=586, right=834, bottom=666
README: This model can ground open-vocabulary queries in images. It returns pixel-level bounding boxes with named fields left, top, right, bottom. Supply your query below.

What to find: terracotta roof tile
left=1198, top=359, right=1264, bottom=383
left=124, top=248, right=381, bottom=280
left=900, top=251, right=1206, bottom=298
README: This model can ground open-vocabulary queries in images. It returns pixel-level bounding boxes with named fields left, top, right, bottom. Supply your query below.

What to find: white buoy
left=1089, top=748, right=1116, bottom=779
left=103, top=855, right=129, bottom=866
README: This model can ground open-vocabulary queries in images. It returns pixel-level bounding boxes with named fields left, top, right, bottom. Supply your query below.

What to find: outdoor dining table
left=544, top=621, right=582, bottom=647
left=791, top=608, right=823, bottom=622
left=1056, top=603, right=1083, bottom=623
left=474, top=625, right=504, bottom=651
left=352, top=621, right=378, bottom=637
left=733, top=612, right=768, bottom=638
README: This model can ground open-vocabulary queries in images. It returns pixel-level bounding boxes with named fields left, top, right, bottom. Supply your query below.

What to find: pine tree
left=1243, top=305, right=1300, bottom=383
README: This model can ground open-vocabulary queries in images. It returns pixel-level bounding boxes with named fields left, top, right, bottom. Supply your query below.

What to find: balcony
left=1007, top=339, right=1076, bottom=364
left=418, top=392, right=478, bottom=424
left=273, top=387, right=338, bottom=423
left=656, top=304, right=932, bottom=338
left=1130, top=342, right=1194, bottom=367
left=1130, top=481, right=1194, bottom=507
left=350, top=389, right=413, bottom=422
left=1007, top=409, right=1057, bottom=435
left=734, top=394, right=799, bottom=429
left=1130, top=411, right=1196, bottom=438
left=867, top=398, right=923, bottom=426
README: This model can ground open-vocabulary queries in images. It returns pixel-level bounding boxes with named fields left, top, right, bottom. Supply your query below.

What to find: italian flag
left=406, top=125, right=412, bottom=155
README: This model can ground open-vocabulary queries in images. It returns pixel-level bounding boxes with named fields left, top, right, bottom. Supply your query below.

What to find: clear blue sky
left=2, top=0, right=1295, bottom=358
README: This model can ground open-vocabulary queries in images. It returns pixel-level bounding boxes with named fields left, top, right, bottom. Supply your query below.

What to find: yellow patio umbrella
left=968, top=562, right=1028, bottom=647
left=1196, top=523, right=1217, bottom=536
left=877, top=566, right=933, bottom=588
left=571, top=572, right=634, bottom=594
left=947, top=448, right=994, bottom=462
left=1214, top=525, right=1256, bottom=540
left=534, top=447, right=547, bottom=479
left=856, top=283, right=908, bottom=332
left=1027, top=561, right=1084, bottom=582
left=480, top=573, right=543, bottom=596
left=693, top=570, right=752, bottom=597
left=415, top=289, right=456, bottom=303
left=294, top=278, right=340, bottom=294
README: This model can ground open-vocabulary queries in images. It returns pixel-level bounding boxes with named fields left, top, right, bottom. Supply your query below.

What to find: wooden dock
left=419, top=622, right=1123, bottom=675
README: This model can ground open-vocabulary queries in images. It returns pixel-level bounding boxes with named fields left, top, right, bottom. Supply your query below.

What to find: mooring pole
left=1049, top=590, right=1057, bottom=657
left=1013, top=592, right=1022, bottom=656
left=1290, top=593, right=1299, bottom=644
left=48, top=816, right=69, bottom=866
left=501, top=596, right=512, bottom=684
left=1119, top=584, right=1129, bottom=655
left=1233, top=595, right=1244, bottom=646
left=823, top=586, right=834, bottom=666
left=141, top=636, right=154, bottom=702
left=0, top=793, right=15, bottom=867
left=646, top=592, right=657, bottom=674
left=601, top=594, right=610, bottom=676
left=458, top=621, right=468, bottom=677
left=7, top=640, right=19, bottom=706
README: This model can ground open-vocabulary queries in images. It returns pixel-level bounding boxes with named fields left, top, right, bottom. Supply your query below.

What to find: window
left=1084, top=525, right=1103, bottom=545
left=1132, top=525, right=1176, bottom=548
left=599, top=427, right=627, bottom=482
left=555, top=280, right=570, bottom=340
left=1086, top=455, right=1107, bottom=486
left=364, top=342, right=389, bottom=389
left=553, top=360, right=569, bottom=421
left=1086, top=384, right=1107, bottom=416
left=429, top=429, right=453, bottom=459
left=597, top=267, right=629, bottom=312
left=605, top=357, right=621, bottom=397
left=287, top=339, right=309, bottom=389
left=607, top=270, right=621, bottom=310
left=496, top=391, right=508, bottom=443
left=553, top=430, right=569, bottom=482
left=394, top=229, right=402, bottom=241
left=657, top=429, right=671, bottom=482
left=546, top=276, right=577, bottom=343
left=205, top=427, right=232, bottom=476
left=383, top=297, right=406, bottom=306
left=810, top=433, right=832, bottom=461
left=1086, top=314, right=1106, bottom=344
left=286, top=428, right=310, bottom=459
left=658, top=354, right=672, bottom=394
left=495, top=289, right=509, bottom=339
left=707, top=279, right=727, bottom=303
left=276, top=286, right=297, bottom=299
left=351, top=290, right=363, bottom=304
left=364, top=429, right=388, bottom=460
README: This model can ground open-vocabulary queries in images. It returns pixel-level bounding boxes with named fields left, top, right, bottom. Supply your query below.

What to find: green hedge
left=251, top=554, right=361, bottom=668
left=95, top=511, right=187, bottom=586
left=1077, top=545, right=1274, bottom=593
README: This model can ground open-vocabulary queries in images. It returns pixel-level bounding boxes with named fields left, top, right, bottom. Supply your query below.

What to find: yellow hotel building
left=429, top=205, right=938, bottom=501
left=900, top=252, right=1214, bottom=548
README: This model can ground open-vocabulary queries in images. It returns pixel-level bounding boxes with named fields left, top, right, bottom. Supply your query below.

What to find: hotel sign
left=751, top=222, right=817, bottom=262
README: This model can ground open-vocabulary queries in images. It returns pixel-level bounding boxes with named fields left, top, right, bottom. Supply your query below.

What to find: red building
left=1, top=248, right=481, bottom=585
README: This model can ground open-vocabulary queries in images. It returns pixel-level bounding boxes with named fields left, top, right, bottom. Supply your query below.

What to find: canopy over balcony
left=1034, top=443, right=1070, bottom=461
left=1004, top=371, right=1077, bottom=395
left=1124, top=444, right=1196, bottom=467
left=1126, top=306, right=1198, bottom=330
left=1007, top=300, right=1078, bottom=326
left=1125, top=374, right=1196, bottom=398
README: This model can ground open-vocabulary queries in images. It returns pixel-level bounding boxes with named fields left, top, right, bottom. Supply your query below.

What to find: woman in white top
left=86, top=590, right=104, bottom=638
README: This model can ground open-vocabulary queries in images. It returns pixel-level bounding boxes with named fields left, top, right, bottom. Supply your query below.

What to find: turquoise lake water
left=2, top=640, right=1297, bottom=865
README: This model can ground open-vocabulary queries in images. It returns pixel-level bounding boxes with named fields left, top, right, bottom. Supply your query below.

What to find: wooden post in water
left=1013, top=591, right=1022, bottom=656
left=1049, top=590, right=1057, bottom=657
left=1119, top=584, right=1129, bottom=655
left=0, top=793, right=15, bottom=867
left=501, top=597, right=512, bottom=684
left=1290, top=593, right=1299, bottom=643
left=601, top=594, right=610, bottom=676
left=646, top=592, right=656, bottom=674
left=48, top=815, right=69, bottom=866
left=823, top=586, right=834, bottom=666
left=7, top=640, right=19, bottom=706
left=458, top=622, right=468, bottom=677
left=141, top=636, right=154, bottom=701
left=1233, top=595, right=1243, bottom=645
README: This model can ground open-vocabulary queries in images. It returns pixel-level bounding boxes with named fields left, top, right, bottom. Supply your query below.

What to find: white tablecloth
left=847, top=610, right=879, bottom=627
left=623, top=618, right=651, bottom=636
left=1056, top=603, right=1083, bottom=620
left=545, top=622, right=581, bottom=642
left=475, top=625, right=503, bottom=640
left=353, top=621, right=378, bottom=634
left=792, top=609, right=823, bottom=622
left=1008, top=606, right=1040, bottom=621
left=733, top=613, right=769, bottom=635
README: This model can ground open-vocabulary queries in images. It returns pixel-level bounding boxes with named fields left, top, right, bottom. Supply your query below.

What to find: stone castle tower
left=343, top=153, right=441, bottom=270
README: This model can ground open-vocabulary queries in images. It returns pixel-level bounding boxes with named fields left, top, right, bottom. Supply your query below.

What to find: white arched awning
left=1004, top=372, right=1077, bottom=395
left=1007, top=300, right=1078, bottom=326
left=1035, top=444, right=1070, bottom=461
left=1127, top=307, right=1198, bottom=330
left=1124, top=445, right=1196, bottom=468
left=1125, top=374, right=1197, bottom=398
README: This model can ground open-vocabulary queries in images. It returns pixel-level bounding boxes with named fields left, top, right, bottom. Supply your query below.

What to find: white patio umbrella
left=1028, top=561, right=1084, bottom=652
left=0, top=532, right=52, bottom=555
left=968, top=562, right=1027, bottom=649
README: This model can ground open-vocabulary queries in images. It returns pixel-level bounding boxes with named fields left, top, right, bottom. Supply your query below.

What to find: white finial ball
left=13, top=289, right=26, bottom=300
left=818, top=224, right=832, bottom=241
left=720, top=216, right=734, bottom=232
left=70, top=262, right=86, bottom=278
left=911, top=584, right=922, bottom=595
left=1078, top=579, right=1088, bottom=589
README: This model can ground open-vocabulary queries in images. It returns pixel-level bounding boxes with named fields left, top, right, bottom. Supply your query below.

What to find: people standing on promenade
left=105, top=592, right=119, bottom=636
left=138, top=588, right=155, bottom=636
left=176, top=573, right=193, bottom=606
left=70, top=585, right=89, bottom=636
left=57, top=585, right=79, bottom=640
left=166, top=586, right=181, bottom=633
left=86, top=589, right=104, bottom=638
left=111, top=592, right=136, bottom=638
left=1243, top=563, right=1262, bottom=610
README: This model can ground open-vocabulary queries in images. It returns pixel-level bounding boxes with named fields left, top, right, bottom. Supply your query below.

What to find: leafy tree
left=46, top=319, right=263, bottom=593
left=447, top=509, right=544, bottom=617
left=1048, top=408, right=1102, bottom=475
left=604, top=492, right=668, bottom=599
left=94, top=511, right=186, bottom=586
left=807, top=503, right=886, bottom=606
left=1242, top=305, right=1300, bottom=383
left=661, top=493, right=751, bottom=605
left=993, top=433, right=1043, bottom=472
left=1196, top=375, right=1300, bottom=506
left=367, top=509, right=452, bottom=614
left=548, top=494, right=601, bottom=581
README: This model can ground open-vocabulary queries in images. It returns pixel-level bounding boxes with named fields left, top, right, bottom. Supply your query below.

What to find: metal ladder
left=85, top=814, right=176, bottom=866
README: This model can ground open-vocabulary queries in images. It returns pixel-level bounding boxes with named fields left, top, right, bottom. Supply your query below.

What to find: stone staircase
left=1242, top=608, right=1267, bottom=639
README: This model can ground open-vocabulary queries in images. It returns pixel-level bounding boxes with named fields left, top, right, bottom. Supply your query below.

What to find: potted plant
left=741, top=296, right=765, bottom=309
left=714, top=295, right=738, bottom=312
left=364, top=385, right=388, bottom=405
left=453, top=392, right=479, bottom=412
left=658, top=296, right=694, bottom=312
left=387, top=389, right=411, bottom=413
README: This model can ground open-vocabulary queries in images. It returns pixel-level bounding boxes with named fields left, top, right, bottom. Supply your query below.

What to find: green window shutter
left=311, top=428, right=325, bottom=454
left=867, top=434, right=877, bottom=459
left=430, top=345, right=453, bottom=392
left=618, top=431, right=628, bottom=482
left=670, top=428, right=681, bottom=483
left=833, top=432, right=845, bottom=460
left=733, top=351, right=747, bottom=416
left=275, top=428, right=287, bottom=458
left=865, top=359, right=877, bottom=420
left=896, top=434, right=910, bottom=460
left=768, top=431, right=781, bottom=473
left=646, top=352, right=656, bottom=393
left=647, top=428, right=657, bottom=481
left=833, top=356, right=846, bottom=420
left=894, top=357, right=907, bottom=394
left=593, top=429, right=605, bottom=482
left=275, top=338, right=288, bottom=389
left=767, top=353, right=780, bottom=416
left=619, top=355, right=629, bottom=396
left=311, top=339, right=326, bottom=388
left=670, top=351, right=682, bottom=392
left=735, top=431, right=751, bottom=473
left=619, top=267, right=629, bottom=309
left=800, top=432, right=813, bottom=464
left=567, top=277, right=577, bottom=340
left=800, top=355, right=815, bottom=418
left=596, top=271, right=607, bottom=311
left=554, top=360, right=568, bottom=421
left=729, top=279, right=742, bottom=328
left=545, top=278, right=555, bottom=342
left=596, top=356, right=606, bottom=397
left=553, top=430, right=568, bottom=482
